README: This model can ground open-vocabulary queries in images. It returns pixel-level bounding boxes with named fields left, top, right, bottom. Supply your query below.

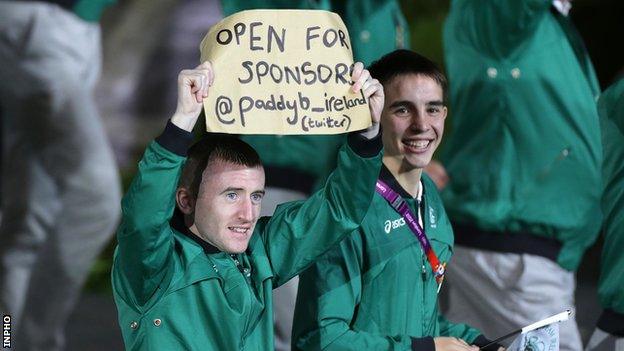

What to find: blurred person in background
left=429, top=0, right=602, bottom=349
left=585, top=76, right=624, bottom=351
left=0, top=1, right=121, bottom=350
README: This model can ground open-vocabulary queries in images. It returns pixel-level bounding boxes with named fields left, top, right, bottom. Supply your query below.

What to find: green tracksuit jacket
left=441, top=0, right=602, bottom=270
left=240, top=134, right=346, bottom=193
left=596, top=78, right=624, bottom=335
left=293, top=168, right=487, bottom=351
left=111, top=122, right=382, bottom=350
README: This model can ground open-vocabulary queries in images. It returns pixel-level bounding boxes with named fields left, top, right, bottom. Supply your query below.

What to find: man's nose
left=410, top=111, right=429, bottom=132
left=237, top=199, right=254, bottom=221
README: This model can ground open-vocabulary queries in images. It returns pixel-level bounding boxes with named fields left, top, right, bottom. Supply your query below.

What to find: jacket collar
left=168, top=209, right=224, bottom=293
left=170, top=209, right=221, bottom=254
left=379, top=164, right=423, bottom=201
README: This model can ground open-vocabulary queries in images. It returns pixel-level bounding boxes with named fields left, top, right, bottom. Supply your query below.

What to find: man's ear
left=176, top=187, right=195, bottom=215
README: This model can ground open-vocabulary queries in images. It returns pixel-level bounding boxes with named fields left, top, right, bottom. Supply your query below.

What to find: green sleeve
left=293, top=236, right=414, bottom=351
left=597, top=78, right=624, bottom=314
left=437, top=314, right=482, bottom=344
left=446, top=0, right=551, bottom=58
left=339, top=0, right=410, bottom=66
left=262, top=136, right=382, bottom=286
left=113, top=141, right=182, bottom=307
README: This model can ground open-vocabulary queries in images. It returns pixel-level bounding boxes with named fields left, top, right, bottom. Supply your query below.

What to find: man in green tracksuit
left=586, top=78, right=624, bottom=351
left=431, top=1, right=602, bottom=349
left=111, top=61, right=384, bottom=350
left=293, top=50, right=497, bottom=351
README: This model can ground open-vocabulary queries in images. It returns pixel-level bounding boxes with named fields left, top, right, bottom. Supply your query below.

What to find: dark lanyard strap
left=375, top=179, right=446, bottom=286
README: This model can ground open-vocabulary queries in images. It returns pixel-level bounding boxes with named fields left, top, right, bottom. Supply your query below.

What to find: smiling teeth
left=229, top=227, right=248, bottom=233
left=405, top=140, right=429, bottom=148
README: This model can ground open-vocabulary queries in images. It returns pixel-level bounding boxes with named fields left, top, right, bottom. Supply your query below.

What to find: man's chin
left=224, top=248, right=247, bottom=254
left=223, top=239, right=252, bottom=254
left=199, top=236, right=249, bottom=254
left=405, top=155, right=434, bottom=170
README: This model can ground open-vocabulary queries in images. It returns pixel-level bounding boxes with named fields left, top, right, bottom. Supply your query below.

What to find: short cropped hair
left=368, top=49, right=448, bottom=101
left=179, top=135, right=263, bottom=198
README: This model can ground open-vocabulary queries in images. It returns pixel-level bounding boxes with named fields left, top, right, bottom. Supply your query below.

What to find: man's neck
left=382, top=156, right=422, bottom=198
left=170, top=210, right=221, bottom=254
left=186, top=217, right=222, bottom=252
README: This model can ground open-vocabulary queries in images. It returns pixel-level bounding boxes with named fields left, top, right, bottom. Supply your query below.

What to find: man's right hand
left=434, top=337, right=479, bottom=351
left=171, top=61, right=214, bottom=132
left=350, top=61, right=383, bottom=139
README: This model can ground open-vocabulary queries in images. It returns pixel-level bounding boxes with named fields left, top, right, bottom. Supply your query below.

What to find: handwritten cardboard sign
left=200, top=10, right=371, bottom=134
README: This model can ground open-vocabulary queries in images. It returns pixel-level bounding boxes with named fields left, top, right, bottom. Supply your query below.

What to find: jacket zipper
left=231, top=254, right=254, bottom=349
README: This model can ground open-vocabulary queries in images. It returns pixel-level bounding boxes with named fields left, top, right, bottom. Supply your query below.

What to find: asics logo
left=384, top=217, right=406, bottom=234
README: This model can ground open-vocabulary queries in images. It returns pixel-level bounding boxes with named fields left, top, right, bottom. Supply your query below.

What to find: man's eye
left=394, top=107, right=410, bottom=117
left=251, top=193, right=263, bottom=203
left=225, top=192, right=238, bottom=201
left=427, top=107, right=441, bottom=114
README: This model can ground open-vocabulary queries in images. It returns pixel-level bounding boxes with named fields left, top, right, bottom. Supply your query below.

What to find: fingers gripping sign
left=351, top=61, right=383, bottom=138
left=172, top=61, right=215, bottom=132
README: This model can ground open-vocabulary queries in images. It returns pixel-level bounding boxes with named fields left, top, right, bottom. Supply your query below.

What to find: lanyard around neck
left=375, top=179, right=446, bottom=287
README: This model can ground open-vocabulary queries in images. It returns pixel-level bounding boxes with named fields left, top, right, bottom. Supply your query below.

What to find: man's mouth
left=228, top=226, right=250, bottom=234
left=402, top=139, right=432, bottom=152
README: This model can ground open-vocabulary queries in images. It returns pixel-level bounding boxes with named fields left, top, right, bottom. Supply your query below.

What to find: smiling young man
left=292, top=50, right=498, bottom=351
left=111, top=61, right=384, bottom=350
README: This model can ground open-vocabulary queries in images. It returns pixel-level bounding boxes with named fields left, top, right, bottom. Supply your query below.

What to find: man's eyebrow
left=220, top=187, right=243, bottom=194
left=253, top=190, right=266, bottom=195
left=388, top=100, right=415, bottom=109
left=427, top=100, right=445, bottom=106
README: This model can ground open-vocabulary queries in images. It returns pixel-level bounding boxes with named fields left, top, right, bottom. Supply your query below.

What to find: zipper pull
left=421, top=263, right=427, bottom=281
